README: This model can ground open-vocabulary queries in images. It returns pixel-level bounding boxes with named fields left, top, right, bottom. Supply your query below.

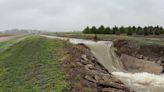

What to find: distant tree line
left=82, top=25, right=164, bottom=35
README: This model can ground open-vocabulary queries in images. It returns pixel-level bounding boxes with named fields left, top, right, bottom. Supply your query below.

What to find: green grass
left=0, top=36, right=70, bottom=92
left=0, top=36, right=26, bottom=53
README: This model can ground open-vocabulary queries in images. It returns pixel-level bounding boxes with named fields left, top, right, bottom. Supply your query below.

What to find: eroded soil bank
left=62, top=43, right=131, bottom=92
left=113, top=39, right=164, bottom=73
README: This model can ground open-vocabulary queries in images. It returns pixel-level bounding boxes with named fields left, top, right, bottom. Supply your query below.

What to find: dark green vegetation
left=0, top=36, right=70, bottom=92
left=83, top=25, right=164, bottom=35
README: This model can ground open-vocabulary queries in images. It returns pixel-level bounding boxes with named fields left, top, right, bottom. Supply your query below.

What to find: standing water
left=43, top=35, right=164, bottom=92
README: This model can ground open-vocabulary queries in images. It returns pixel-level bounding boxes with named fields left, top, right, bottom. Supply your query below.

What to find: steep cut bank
left=113, top=39, right=164, bottom=73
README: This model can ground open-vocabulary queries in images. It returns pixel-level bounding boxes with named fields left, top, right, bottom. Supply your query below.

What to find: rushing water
left=43, top=35, right=164, bottom=92
left=112, top=72, right=164, bottom=92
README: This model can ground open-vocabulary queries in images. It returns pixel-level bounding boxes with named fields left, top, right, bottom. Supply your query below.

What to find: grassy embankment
left=45, top=32, right=164, bottom=46
left=0, top=36, right=70, bottom=92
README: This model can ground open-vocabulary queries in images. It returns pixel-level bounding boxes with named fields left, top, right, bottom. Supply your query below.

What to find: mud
left=62, top=43, right=130, bottom=92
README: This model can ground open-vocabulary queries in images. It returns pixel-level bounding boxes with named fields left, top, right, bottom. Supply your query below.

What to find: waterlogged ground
left=0, top=36, right=70, bottom=92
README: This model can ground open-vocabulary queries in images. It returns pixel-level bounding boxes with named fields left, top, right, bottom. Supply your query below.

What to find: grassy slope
left=0, top=36, right=70, bottom=92
left=0, top=36, right=26, bottom=53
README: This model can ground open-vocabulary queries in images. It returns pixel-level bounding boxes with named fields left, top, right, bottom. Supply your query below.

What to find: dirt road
left=0, top=35, right=22, bottom=42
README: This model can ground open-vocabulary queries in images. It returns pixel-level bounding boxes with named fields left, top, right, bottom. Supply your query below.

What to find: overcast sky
left=0, top=0, right=164, bottom=31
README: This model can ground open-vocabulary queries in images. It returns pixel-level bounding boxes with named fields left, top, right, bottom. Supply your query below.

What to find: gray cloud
left=0, top=0, right=163, bottom=31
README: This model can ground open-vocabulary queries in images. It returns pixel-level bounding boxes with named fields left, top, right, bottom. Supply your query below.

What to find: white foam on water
left=112, top=72, right=164, bottom=92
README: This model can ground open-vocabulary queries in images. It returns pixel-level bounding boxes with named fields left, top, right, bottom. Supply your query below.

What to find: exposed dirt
left=62, top=43, right=131, bottom=92
left=113, top=39, right=164, bottom=73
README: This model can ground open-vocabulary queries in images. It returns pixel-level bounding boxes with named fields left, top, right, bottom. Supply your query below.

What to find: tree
left=104, top=27, right=111, bottom=34
left=119, top=26, right=125, bottom=34
left=143, top=27, right=149, bottom=36
left=132, top=26, right=136, bottom=33
left=155, top=29, right=160, bottom=35
left=91, top=26, right=97, bottom=34
left=148, top=26, right=154, bottom=35
left=98, top=25, right=105, bottom=34
left=83, top=26, right=90, bottom=34
left=159, top=26, right=164, bottom=34
left=136, top=26, right=143, bottom=35
left=127, top=28, right=132, bottom=35
left=154, top=26, right=160, bottom=35
left=112, top=26, right=120, bottom=35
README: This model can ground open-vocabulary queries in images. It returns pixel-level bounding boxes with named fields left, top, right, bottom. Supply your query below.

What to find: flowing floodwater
left=112, top=72, right=164, bottom=92
left=43, top=35, right=164, bottom=92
